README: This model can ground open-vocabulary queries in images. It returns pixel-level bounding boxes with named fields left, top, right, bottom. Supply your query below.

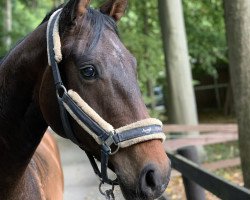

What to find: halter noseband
left=46, top=9, right=166, bottom=186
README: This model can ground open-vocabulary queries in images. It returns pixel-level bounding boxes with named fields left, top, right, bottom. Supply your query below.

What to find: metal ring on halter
left=109, top=145, right=120, bottom=155
left=56, top=84, right=67, bottom=99
left=99, top=181, right=115, bottom=196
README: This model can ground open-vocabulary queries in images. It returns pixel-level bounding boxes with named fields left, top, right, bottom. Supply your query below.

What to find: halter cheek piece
left=47, top=9, right=166, bottom=186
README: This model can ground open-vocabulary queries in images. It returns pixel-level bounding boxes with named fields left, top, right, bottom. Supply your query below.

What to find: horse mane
left=0, top=5, right=118, bottom=67
left=42, top=5, right=119, bottom=52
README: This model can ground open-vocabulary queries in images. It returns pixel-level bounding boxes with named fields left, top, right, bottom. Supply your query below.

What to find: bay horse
left=0, top=0, right=171, bottom=199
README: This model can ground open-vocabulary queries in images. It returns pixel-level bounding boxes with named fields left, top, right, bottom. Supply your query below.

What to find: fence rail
left=164, top=124, right=238, bottom=150
left=164, top=124, right=250, bottom=200
left=163, top=124, right=237, bottom=133
left=167, top=151, right=250, bottom=200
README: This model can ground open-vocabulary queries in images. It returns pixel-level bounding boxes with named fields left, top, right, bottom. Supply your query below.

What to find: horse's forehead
left=109, top=36, right=123, bottom=53
left=98, top=31, right=130, bottom=61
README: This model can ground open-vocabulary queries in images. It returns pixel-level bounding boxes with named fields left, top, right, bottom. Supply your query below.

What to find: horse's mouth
left=118, top=181, right=167, bottom=200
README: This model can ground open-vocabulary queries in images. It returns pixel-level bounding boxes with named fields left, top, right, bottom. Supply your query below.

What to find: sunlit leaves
left=183, top=0, right=227, bottom=77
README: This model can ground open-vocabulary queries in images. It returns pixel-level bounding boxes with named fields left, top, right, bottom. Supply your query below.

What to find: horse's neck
left=0, top=23, right=48, bottom=195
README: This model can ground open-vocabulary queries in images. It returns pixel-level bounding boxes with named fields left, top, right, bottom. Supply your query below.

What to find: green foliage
left=0, top=0, right=227, bottom=95
left=12, top=1, right=53, bottom=43
left=0, top=0, right=53, bottom=57
left=183, top=0, right=227, bottom=77
left=92, top=0, right=227, bottom=96
left=119, top=2, right=165, bottom=95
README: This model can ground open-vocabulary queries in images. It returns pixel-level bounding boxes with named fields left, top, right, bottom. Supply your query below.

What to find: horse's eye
left=80, top=65, right=97, bottom=79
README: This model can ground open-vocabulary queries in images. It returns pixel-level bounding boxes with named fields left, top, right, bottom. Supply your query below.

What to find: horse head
left=39, top=0, right=171, bottom=199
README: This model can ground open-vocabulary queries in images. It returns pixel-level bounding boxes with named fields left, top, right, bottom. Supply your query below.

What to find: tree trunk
left=143, top=6, right=156, bottom=110
left=158, top=0, right=198, bottom=129
left=4, top=0, right=12, bottom=50
left=224, top=0, right=250, bottom=189
left=158, top=2, right=205, bottom=198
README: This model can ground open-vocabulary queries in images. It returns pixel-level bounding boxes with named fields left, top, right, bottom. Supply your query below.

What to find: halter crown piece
left=46, top=8, right=166, bottom=189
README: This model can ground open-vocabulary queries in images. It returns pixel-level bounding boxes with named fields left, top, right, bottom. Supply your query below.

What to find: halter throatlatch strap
left=46, top=9, right=166, bottom=185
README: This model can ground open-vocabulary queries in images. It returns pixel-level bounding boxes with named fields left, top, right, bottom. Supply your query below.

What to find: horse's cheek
left=39, top=67, right=65, bottom=137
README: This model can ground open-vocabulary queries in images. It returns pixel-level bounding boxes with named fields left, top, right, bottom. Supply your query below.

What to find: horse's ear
left=100, top=0, right=128, bottom=21
left=60, top=0, right=90, bottom=31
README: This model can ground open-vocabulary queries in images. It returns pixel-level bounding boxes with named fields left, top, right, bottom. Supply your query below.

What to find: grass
left=204, top=141, right=240, bottom=163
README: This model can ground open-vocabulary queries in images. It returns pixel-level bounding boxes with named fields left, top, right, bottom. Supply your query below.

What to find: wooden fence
left=163, top=124, right=250, bottom=200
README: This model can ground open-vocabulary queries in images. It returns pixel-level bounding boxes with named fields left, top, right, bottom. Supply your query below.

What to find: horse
left=0, top=0, right=171, bottom=199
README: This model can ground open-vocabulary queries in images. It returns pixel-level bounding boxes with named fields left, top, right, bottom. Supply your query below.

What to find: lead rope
left=105, top=190, right=115, bottom=200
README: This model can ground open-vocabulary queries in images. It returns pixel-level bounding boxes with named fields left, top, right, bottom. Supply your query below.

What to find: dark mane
left=84, top=7, right=119, bottom=51
left=41, top=5, right=118, bottom=52
left=0, top=5, right=118, bottom=65
left=41, top=5, right=118, bottom=36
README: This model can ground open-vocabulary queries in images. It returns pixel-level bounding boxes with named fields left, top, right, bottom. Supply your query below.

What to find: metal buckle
left=104, top=135, right=115, bottom=147
left=103, top=132, right=120, bottom=156
left=99, top=182, right=115, bottom=200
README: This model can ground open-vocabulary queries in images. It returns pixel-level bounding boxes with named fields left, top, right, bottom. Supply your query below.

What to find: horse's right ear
left=100, top=0, right=128, bottom=21
left=59, top=0, right=91, bottom=32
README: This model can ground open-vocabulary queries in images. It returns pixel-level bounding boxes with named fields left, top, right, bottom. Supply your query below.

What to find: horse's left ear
left=60, top=0, right=91, bottom=32
left=100, top=0, right=128, bottom=21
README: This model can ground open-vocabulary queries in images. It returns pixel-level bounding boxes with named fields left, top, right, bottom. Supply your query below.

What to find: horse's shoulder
left=34, top=131, right=62, bottom=174
left=24, top=131, right=64, bottom=200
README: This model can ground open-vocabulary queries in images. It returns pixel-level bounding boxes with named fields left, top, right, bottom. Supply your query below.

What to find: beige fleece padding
left=63, top=103, right=103, bottom=144
left=68, top=90, right=115, bottom=134
left=116, top=118, right=162, bottom=134
left=66, top=90, right=165, bottom=147
left=53, top=12, right=62, bottom=63
left=118, top=133, right=166, bottom=148
left=46, top=8, right=62, bottom=66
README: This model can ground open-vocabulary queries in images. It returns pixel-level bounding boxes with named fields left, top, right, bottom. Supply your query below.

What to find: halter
left=46, top=8, right=166, bottom=194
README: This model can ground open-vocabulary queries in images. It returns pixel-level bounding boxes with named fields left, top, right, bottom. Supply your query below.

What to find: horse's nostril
left=145, top=170, right=156, bottom=189
left=140, top=164, right=164, bottom=198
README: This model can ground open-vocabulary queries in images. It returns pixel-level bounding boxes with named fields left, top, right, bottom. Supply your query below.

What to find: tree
left=183, top=0, right=227, bottom=77
left=4, top=0, right=12, bottom=51
left=158, top=1, right=206, bottom=199
left=1, top=1, right=227, bottom=110
left=224, top=0, right=250, bottom=189
left=0, top=0, right=54, bottom=56
left=117, top=1, right=165, bottom=107
left=158, top=0, right=198, bottom=126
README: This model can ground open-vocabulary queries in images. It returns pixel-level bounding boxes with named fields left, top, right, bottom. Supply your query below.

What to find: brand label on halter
left=142, top=127, right=152, bottom=134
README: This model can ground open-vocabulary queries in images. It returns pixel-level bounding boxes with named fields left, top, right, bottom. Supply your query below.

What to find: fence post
left=177, top=146, right=206, bottom=200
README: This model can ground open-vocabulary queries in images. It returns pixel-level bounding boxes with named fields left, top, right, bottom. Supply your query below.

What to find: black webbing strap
left=47, top=10, right=117, bottom=185
left=61, top=93, right=111, bottom=142
left=47, top=11, right=63, bottom=86
left=84, top=150, right=102, bottom=177
left=84, top=149, right=118, bottom=185
left=113, top=125, right=162, bottom=145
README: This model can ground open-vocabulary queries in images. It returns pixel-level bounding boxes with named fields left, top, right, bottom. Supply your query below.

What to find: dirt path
left=55, top=133, right=168, bottom=200
left=56, top=135, right=125, bottom=200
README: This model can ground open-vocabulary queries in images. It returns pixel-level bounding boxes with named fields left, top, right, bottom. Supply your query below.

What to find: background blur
left=0, top=0, right=231, bottom=120
left=1, top=1, right=246, bottom=200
